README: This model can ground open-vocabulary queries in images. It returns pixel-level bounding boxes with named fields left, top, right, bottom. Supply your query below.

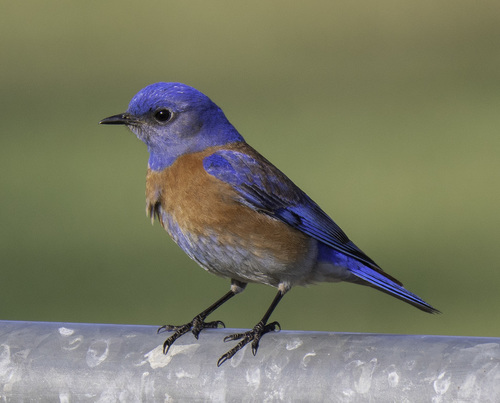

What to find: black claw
left=217, top=320, right=281, bottom=365
left=205, top=320, right=226, bottom=329
left=162, top=339, right=174, bottom=354
left=162, top=325, right=190, bottom=353
left=156, top=289, right=239, bottom=360
left=267, top=321, right=281, bottom=332
left=251, top=339, right=260, bottom=356
left=158, top=316, right=226, bottom=354
left=217, top=355, right=229, bottom=367
left=157, top=324, right=170, bottom=334
left=218, top=338, right=248, bottom=366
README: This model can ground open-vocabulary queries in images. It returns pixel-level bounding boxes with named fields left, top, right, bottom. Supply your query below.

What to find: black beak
left=99, top=113, right=137, bottom=125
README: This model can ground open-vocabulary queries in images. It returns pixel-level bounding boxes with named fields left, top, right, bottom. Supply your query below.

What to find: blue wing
left=203, top=149, right=380, bottom=269
left=203, top=148, right=439, bottom=314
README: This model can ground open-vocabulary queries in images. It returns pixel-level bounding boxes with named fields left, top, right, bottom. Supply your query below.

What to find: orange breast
left=145, top=144, right=317, bottom=286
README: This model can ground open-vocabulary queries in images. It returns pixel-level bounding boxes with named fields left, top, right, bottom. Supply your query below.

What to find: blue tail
left=348, top=262, right=439, bottom=313
left=319, top=244, right=439, bottom=314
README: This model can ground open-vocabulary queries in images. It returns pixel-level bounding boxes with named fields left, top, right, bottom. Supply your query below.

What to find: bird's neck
left=148, top=129, right=245, bottom=172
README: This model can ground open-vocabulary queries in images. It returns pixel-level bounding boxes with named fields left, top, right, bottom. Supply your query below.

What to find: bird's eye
left=154, top=109, right=172, bottom=123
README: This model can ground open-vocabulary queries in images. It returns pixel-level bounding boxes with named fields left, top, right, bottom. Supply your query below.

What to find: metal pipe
left=0, top=321, right=498, bottom=401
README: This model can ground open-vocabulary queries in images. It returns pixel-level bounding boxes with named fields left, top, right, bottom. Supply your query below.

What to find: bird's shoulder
left=145, top=143, right=258, bottom=225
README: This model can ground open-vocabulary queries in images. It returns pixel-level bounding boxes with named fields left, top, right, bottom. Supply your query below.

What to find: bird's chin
left=127, top=126, right=147, bottom=142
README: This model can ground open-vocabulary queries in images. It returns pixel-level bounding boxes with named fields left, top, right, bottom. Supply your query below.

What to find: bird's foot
left=217, top=321, right=281, bottom=366
left=158, top=316, right=225, bottom=354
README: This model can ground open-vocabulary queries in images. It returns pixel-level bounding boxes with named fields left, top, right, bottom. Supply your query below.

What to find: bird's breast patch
left=145, top=144, right=314, bottom=269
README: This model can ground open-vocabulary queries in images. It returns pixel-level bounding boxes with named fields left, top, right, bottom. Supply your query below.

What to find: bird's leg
left=217, top=289, right=285, bottom=366
left=158, top=281, right=246, bottom=354
left=158, top=290, right=234, bottom=353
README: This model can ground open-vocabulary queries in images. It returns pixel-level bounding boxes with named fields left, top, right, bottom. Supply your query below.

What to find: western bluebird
left=100, top=82, right=439, bottom=366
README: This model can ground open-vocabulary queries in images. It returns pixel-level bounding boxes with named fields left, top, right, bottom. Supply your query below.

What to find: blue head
left=100, top=82, right=244, bottom=170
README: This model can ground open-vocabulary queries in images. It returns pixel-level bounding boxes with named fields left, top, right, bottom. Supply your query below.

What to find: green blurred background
left=1, top=1, right=499, bottom=338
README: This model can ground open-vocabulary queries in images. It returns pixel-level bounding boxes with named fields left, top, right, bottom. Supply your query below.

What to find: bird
left=100, top=82, right=439, bottom=366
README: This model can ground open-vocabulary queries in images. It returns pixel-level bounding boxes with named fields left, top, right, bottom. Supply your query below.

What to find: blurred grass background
left=1, top=1, right=499, bottom=338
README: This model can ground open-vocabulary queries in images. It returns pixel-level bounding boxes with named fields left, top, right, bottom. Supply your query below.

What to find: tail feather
left=318, top=244, right=439, bottom=314
left=349, top=263, right=440, bottom=314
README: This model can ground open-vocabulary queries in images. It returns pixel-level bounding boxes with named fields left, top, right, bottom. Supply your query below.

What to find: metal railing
left=0, top=320, right=498, bottom=401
